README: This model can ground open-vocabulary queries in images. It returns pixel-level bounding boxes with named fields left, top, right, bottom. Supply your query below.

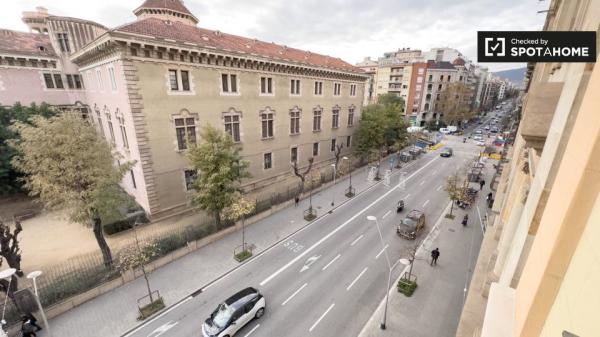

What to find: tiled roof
left=0, top=29, right=56, bottom=58
left=115, top=18, right=362, bottom=74
left=135, top=0, right=194, bottom=16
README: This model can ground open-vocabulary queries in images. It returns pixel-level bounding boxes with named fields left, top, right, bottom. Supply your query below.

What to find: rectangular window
left=447, top=75, right=451, bottom=81
left=57, top=33, right=70, bottom=52
left=313, top=142, right=319, bottom=156
left=117, top=115, right=129, bottom=149
left=260, top=77, right=273, bottom=94
left=74, top=74, right=83, bottom=89
left=107, top=67, right=117, bottom=91
left=96, top=69, right=104, bottom=90
left=144, top=50, right=151, bottom=57
left=290, top=110, right=300, bottom=134
left=222, top=74, right=238, bottom=93
left=314, top=81, right=323, bottom=95
left=96, top=111, right=105, bottom=138
left=130, top=170, right=137, bottom=189
left=418, top=68, right=424, bottom=75
left=131, top=48, right=138, bottom=56
left=290, top=147, right=298, bottom=163
left=313, top=110, right=322, bottom=131
left=348, top=108, right=354, bottom=126
left=181, top=70, right=190, bottom=91
left=224, top=115, right=241, bottom=142
left=263, top=153, right=272, bottom=169
left=428, top=75, right=432, bottom=81
left=169, top=70, right=179, bottom=91
left=439, top=75, right=444, bottom=81
left=157, top=51, right=163, bottom=59
left=43, top=73, right=54, bottom=89
left=66, top=74, right=74, bottom=89
left=184, top=170, right=195, bottom=190
left=333, top=83, right=341, bottom=96
left=350, top=84, right=357, bottom=96
left=332, top=108, right=339, bottom=129
left=438, top=84, right=443, bottom=90
left=261, top=112, right=274, bottom=139
left=106, top=113, right=116, bottom=144
left=53, top=74, right=64, bottom=89
left=290, top=79, right=300, bottom=95
left=174, top=117, right=196, bottom=150
left=346, top=135, right=352, bottom=147
left=331, top=139, right=336, bottom=152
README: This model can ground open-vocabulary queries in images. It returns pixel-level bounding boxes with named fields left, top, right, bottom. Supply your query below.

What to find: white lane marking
left=281, top=283, right=308, bottom=306
left=122, top=298, right=191, bottom=337
left=437, top=185, right=442, bottom=191
left=309, top=303, right=335, bottom=332
left=346, top=267, right=369, bottom=291
left=423, top=199, right=430, bottom=207
left=375, top=245, right=388, bottom=259
left=259, top=156, right=438, bottom=286
left=350, top=234, right=364, bottom=246
left=147, top=321, right=179, bottom=337
left=322, top=254, right=341, bottom=271
left=382, top=210, right=391, bottom=219
left=300, top=255, right=321, bottom=273
left=420, top=180, right=426, bottom=186
left=404, top=194, right=411, bottom=199
left=244, top=324, right=260, bottom=337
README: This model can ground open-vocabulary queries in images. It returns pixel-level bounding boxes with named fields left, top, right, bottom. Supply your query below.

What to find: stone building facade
left=66, top=0, right=367, bottom=219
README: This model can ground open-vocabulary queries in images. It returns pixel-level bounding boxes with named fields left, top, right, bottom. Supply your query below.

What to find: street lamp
left=27, top=270, right=52, bottom=337
left=330, top=163, right=337, bottom=209
left=0, top=268, right=16, bottom=337
left=367, top=216, right=392, bottom=330
left=342, top=156, right=354, bottom=197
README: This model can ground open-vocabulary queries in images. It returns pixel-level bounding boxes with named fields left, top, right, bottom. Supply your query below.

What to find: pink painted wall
left=0, top=67, right=86, bottom=106
left=82, top=60, right=151, bottom=213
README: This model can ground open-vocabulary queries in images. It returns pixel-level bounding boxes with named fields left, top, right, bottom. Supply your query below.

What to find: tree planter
left=303, top=208, right=317, bottom=221
left=234, top=249, right=252, bottom=262
left=137, top=296, right=165, bottom=320
left=397, top=278, right=417, bottom=297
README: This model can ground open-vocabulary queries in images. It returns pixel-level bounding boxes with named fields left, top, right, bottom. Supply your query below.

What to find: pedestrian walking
left=462, top=214, right=469, bottom=227
left=21, top=319, right=37, bottom=337
left=294, top=196, right=299, bottom=207
left=430, top=248, right=440, bottom=266
left=22, top=313, right=42, bottom=332
left=479, top=179, right=486, bottom=190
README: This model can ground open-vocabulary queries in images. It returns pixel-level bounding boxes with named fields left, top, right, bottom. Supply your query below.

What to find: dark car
left=202, top=287, right=266, bottom=337
left=440, top=147, right=453, bottom=157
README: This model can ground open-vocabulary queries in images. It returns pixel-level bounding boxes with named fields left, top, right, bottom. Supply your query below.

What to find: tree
left=444, top=173, right=462, bottom=216
left=117, top=240, right=159, bottom=302
left=187, top=125, right=250, bottom=227
left=291, top=157, right=314, bottom=194
left=437, top=82, right=474, bottom=127
left=9, top=113, right=133, bottom=268
left=223, top=196, right=256, bottom=255
left=0, top=102, right=57, bottom=195
left=304, top=170, right=321, bottom=221
left=0, top=220, right=24, bottom=305
left=333, top=143, right=344, bottom=174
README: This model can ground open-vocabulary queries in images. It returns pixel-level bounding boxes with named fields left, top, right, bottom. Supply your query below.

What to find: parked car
left=484, top=125, right=490, bottom=130
left=475, top=140, right=486, bottom=146
left=473, top=135, right=484, bottom=141
left=440, top=147, right=453, bottom=157
left=397, top=209, right=426, bottom=240
left=475, top=129, right=483, bottom=134
left=202, top=287, right=266, bottom=337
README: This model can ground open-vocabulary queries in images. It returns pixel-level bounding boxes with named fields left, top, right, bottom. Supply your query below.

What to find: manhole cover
left=448, top=228, right=456, bottom=232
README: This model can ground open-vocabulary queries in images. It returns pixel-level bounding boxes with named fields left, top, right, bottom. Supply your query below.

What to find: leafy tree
left=187, top=125, right=250, bottom=227
left=117, top=239, right=159, bottom=302
left=0, top=102, right=57, bottom=195
left=444, top=173, right=463, bottom=216
left=223, top=197, right=256, bottom=254
left=9, top=113, right=133, bottom=268
left=437, top=82, right=474, bottom=127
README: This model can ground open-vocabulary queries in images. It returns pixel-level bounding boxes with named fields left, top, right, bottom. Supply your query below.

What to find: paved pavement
left=39, top=135, right=490, bottom=337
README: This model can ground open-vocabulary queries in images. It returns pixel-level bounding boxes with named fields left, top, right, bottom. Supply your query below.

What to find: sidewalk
left=358, top=161, right=495, bottom=337
left=40, top=156, right=425, bottom=337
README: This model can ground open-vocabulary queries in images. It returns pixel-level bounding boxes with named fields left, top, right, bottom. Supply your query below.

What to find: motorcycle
left=396, top=200, right=405, bottom=213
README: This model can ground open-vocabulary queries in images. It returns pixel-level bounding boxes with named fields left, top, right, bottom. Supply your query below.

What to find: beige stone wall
left=133, top=59, right=364, bottom=215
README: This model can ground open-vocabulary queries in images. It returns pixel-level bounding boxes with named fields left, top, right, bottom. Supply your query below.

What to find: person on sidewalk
left=479, top=179, right=486, bottom=190
left=22, top=313, right=42, bottom=332
left=462, top=214, right=469, bottom=227
left=430, top=248, right=440, bottom=266
left=294, top=196, right=299, bottom=207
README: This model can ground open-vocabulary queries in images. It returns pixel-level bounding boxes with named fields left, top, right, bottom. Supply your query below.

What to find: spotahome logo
left=478, top=31, right=596, bottom=63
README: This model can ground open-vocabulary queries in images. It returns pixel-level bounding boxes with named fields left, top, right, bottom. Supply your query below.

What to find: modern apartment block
left=457, top=0, right=600, bottom=336
left=2, top=1, right=367, bottom=219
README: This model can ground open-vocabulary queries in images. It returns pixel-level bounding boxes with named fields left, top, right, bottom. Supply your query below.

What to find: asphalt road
left=125, top=137, right=481, bottom=337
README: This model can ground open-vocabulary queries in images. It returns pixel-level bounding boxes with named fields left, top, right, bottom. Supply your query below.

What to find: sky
left=1, top=0, right=550, bottom=72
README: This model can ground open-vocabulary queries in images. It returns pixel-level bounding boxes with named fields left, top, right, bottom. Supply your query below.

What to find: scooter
left=396, top=200, right=405, bottom=213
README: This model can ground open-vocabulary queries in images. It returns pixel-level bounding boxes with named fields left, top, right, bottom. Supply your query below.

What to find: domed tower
left=133, top=0, right=198, bottom=26
left=452, top=57, right=466, bottom=67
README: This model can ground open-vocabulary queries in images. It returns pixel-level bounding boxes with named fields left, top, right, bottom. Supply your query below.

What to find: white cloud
left=1, top=0, right=549, bottom=71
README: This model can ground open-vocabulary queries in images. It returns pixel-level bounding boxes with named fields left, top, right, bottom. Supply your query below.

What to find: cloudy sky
left=2, top=0, right=549, bottom=71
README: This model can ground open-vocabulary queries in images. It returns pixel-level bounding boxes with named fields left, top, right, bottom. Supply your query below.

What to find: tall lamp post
left=342, top=156, right=354, bottom=197
left=27, top=271, right=52, bottom=337
left=330, top=163, right=337, bottom=208
left=367, top=216, right=392, bottom=330
left=0, top=268, right=16, bottom=337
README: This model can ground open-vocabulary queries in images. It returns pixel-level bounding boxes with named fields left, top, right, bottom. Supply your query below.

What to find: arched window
left=260, top=107, right=275, bottom=139
left=223, top=107, right=242, bottom=142
left=289, top=106, right=301, bottom=135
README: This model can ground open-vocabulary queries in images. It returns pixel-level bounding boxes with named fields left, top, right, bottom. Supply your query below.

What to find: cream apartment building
left=69, top=0, right=367, bottom=219
left=457, top=0, right=600, bottom=336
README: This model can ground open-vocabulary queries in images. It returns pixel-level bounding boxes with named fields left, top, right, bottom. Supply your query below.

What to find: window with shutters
left=290, top=79, right=301, bottom=95
left=349, top=84, right=357, bottom=96
left=260, top=77, right=273, bottom=95
left=221, top=73, right=238, bottom=94
left=314, top=81, right=323, bottom=96
left=333, top=83, right=341, bottom=96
